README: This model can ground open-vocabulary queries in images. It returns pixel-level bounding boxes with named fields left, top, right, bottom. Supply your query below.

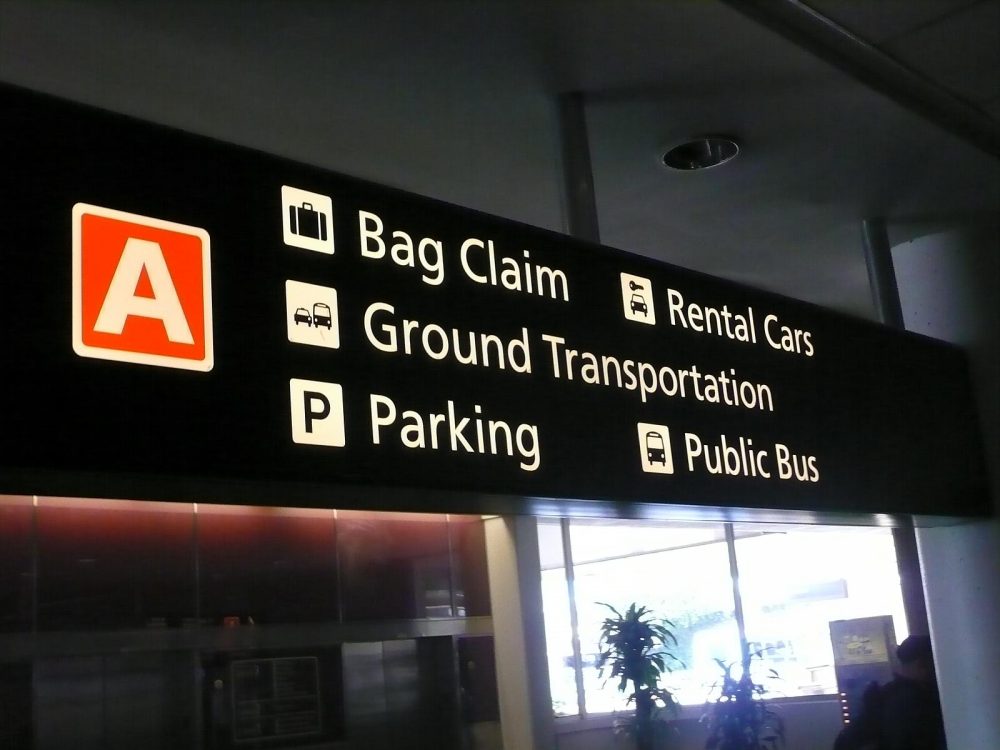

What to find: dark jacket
left=879, top=676, right=946, bottom=750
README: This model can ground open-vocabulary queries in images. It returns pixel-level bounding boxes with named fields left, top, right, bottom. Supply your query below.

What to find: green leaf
left=592, top=602, right=682, bottom=743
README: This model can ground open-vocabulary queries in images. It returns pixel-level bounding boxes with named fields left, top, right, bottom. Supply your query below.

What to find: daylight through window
left=538, top=519, right=907, bottom=716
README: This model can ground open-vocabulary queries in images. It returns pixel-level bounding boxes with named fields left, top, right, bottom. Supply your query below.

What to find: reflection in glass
left=36, top=497, right=195, bottom=630
left=1, top=496, right=497, bottom=749
left=198, top=504, right=338, bottom=625
left=450, top=515, right=492, bottom=617
left=338, top=511, right=452, bottom=620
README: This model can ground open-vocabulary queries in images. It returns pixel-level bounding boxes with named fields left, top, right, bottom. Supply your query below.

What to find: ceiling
left=2, top=0, right=997, bottom=319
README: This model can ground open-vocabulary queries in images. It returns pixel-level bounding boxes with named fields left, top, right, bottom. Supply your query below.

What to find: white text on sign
left=683, top=431, right=819, bottom=482
left=665, top=288, right=815, bottom=357
left=370, top=394, right=541, bottom=472
left=358, top=210, right=570, bottom=301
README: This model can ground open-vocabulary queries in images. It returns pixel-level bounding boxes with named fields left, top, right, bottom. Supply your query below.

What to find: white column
left=892, top=225, right=1000, bottom=749
left=484, top=515, right=555, bottom=750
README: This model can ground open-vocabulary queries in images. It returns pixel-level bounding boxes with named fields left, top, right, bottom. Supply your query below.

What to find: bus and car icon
left=293, top=302, right=333, bottom=329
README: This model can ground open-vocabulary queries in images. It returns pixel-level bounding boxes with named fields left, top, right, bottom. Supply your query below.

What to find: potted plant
left=701, top=643, right=785, bottom=750
left=597, top=602, right=683, bottom=750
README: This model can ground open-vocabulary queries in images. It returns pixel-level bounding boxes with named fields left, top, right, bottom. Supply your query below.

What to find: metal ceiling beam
left=722, top=0, right=1000, bottom=159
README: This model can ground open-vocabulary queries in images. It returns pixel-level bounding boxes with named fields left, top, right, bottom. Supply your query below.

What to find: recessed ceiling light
left=662, top=136, right=740, bottom=171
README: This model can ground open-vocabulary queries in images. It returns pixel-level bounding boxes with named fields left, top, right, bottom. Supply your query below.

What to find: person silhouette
left=880, top=635, right=947, bottom=750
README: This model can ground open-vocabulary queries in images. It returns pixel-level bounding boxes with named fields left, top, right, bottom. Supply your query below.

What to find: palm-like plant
left=596, top=603, right=683, bottom=750
left=702, top=646, right=785, bottom=750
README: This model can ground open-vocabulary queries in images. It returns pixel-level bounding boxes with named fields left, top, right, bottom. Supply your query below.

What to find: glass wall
left=0, top=495, right=494, bottom=750
left=540, top=518, right=906, bottom=716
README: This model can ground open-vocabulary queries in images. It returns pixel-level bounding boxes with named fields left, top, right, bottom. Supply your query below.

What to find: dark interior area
left=0, top=495, right=497, bottom=749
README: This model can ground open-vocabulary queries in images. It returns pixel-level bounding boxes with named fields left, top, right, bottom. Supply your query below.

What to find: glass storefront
left=0, top=495, right=496, bottom=749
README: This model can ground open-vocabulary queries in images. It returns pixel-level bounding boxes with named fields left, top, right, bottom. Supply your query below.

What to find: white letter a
left=94, top=238, right=194, bottom=344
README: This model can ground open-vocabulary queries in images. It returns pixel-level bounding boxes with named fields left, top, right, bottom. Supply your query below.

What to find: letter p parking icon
left=290, top=379, right=346, bottom=447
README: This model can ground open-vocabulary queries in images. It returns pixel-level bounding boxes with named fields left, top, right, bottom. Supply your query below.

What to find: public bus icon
left=637, top=422, right=673, bottom=474
left=312, top=302, right=332, bottom=329
left=645, top=431, right=667, bottom=464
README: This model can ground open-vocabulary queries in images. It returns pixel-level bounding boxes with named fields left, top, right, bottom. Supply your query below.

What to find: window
left=539, top=518, right=906, bottom=716
left=538, top=523, right=577, bottom=717
left=734, top=524, right=907, bottom=696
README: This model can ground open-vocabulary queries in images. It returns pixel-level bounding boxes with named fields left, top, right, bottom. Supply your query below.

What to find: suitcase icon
left=288, top=202, right=328, bottom=241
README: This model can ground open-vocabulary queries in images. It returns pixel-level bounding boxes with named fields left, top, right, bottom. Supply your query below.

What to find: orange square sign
left=72, top=204, right=213, bottom=371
